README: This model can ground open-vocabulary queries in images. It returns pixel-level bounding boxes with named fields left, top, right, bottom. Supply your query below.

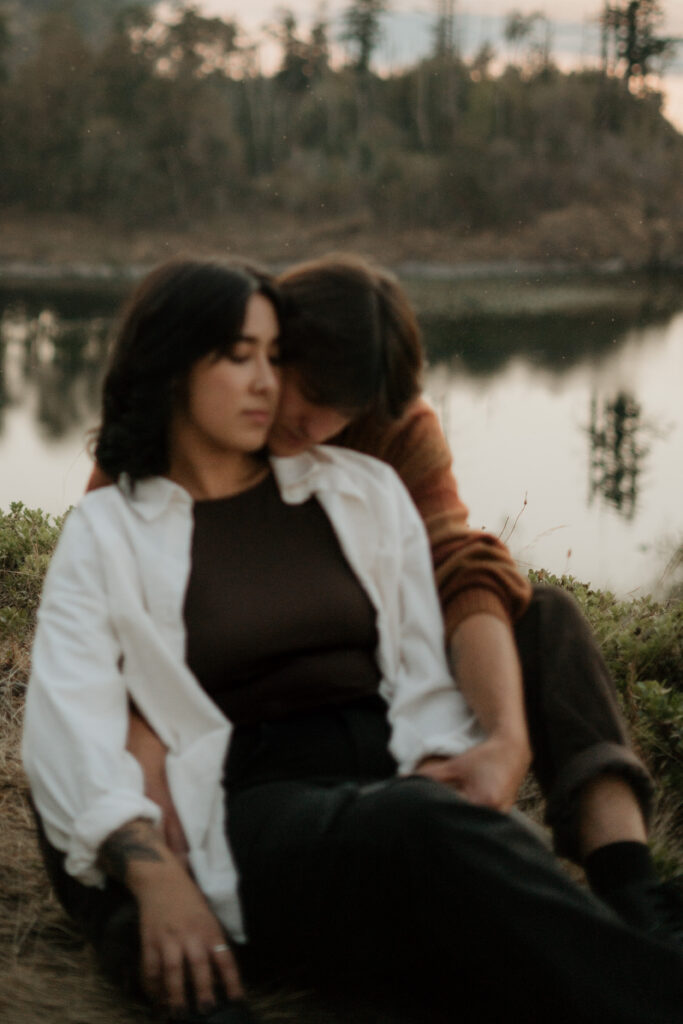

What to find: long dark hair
left=278, top=253, right=423, bottom=421
left=95, top=258, right=281, bottom=482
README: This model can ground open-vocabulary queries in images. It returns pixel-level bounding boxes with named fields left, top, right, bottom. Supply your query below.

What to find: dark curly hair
left=278, top=253, right=423, bottom=422
left=94, top=258, right=282, bottom=482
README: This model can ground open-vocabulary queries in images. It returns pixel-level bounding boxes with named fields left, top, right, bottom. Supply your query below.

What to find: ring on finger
left=212, top=943, right=229, bottom=954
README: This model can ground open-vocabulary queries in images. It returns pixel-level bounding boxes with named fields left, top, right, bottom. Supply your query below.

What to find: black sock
left=584, top=840, right=657, bottom=895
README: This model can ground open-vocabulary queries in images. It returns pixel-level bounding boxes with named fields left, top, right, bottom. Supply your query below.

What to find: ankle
left=584, top=840, right=656, bottom=896
left=577, top=774, right=647, bottom=860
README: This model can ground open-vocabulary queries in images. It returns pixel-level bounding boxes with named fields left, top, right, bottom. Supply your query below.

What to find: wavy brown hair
left=278, top=253, right=423, bottom=423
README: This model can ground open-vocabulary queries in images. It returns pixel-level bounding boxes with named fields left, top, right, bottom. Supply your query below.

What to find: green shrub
left=0, top=502, right=66, bottom=647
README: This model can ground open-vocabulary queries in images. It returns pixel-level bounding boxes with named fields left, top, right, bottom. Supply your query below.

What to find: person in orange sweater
left=90, top=253, right=680, bottom=947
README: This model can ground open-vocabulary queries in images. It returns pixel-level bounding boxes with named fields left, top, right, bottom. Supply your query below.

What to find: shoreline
left=3, top=257, right=682, bottom=320
left=3, top=206, right=683, bottom=320
left=2, top=206, right=682, bottom=277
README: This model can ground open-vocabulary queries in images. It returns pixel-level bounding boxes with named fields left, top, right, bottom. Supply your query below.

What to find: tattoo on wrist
left=98, top=819, right=164, bottom=883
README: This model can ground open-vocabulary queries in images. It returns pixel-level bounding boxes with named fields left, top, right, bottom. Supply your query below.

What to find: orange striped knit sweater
left=338, top=397, right=532, bottom=639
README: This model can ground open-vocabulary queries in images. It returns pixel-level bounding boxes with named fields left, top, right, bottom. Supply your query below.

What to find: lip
left=242, top=409, right=272, bottom=425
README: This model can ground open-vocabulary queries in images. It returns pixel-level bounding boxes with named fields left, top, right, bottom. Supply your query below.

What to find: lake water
left=1, top=275, right=682, bottom=598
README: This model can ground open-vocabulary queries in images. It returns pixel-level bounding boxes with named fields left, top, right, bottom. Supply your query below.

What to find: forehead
left=241, top=293, right=280, bottom=337
left=282, top=370, right=359, bottom=418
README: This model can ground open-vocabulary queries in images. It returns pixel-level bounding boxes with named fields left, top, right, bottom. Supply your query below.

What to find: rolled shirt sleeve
left=22, top=508, right=162, bottom=885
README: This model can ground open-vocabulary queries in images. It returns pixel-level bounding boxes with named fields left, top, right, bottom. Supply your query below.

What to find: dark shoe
left=601, top=876, right=683, bottom=949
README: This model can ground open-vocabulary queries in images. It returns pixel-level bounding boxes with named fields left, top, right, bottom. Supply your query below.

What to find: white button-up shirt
left=23, top=446, right=482, bottom=940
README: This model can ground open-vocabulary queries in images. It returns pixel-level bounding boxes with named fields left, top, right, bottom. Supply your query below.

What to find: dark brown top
left=183, top=472, right=381, bottom=723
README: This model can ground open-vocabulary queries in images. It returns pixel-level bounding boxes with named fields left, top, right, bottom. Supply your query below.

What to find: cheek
left=189, top=370, right=237, bottom=426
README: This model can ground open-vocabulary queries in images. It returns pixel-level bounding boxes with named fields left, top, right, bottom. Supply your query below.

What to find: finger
left=162, top=945, right=187, bottom=1012
left=141, top=941, right=164, bottom=1003
left=431, top=765, right=463, bottom=785
left=185, top=939, right=215, bottom=1010
left=213, top=945, right=245, bottom=1001
left=415, top=762, right=448, bottom=781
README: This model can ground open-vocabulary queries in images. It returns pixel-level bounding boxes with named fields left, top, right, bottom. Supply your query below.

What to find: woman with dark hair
left=27, top=257, right=683, bottom=1024
left=23, top=255, right=480, bottom=1019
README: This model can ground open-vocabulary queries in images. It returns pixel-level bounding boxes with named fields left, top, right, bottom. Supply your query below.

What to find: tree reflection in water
left=0, top=304, right=109, bottom=441
left=587, top=392, right=651, bottom=520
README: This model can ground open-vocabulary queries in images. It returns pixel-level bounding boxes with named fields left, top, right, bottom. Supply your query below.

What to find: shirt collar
left=271, top=446, right=367, bottom=504
left=117, top=445, right=366, bottom=519
left=118, top=474, right=193, bottom=521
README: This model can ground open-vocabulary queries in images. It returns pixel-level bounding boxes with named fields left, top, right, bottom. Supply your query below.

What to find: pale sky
left=197, top=1, right=683, bottom=126
left=200, top=0, right=682, bottom=39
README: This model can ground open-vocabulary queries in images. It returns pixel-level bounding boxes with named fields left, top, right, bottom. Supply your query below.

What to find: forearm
left=98, top=818, right=244, bottom=1008
left=126, top=707, right=189, bottom=862
left=97, top=817, right=177, bottom=896
left=450, top=613, right=529, bottom=751
left=416, top=614, right=531, bottom=809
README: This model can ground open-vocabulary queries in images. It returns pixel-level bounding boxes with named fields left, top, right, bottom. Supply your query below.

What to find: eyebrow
left=236, top=333, right=280, bottom=345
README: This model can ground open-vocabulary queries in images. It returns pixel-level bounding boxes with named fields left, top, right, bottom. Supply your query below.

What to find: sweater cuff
left=444, top=588, right=514, bottom=639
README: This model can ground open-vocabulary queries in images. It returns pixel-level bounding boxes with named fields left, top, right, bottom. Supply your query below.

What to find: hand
left=136, top=860, right=244, bottom=1013
left=416, top=733, right=531, bottom=812
left=127, top=707, right=190, bottom=864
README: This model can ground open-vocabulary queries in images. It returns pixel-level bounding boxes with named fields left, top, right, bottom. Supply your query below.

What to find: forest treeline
left=1, top=1, right=683, bottom=252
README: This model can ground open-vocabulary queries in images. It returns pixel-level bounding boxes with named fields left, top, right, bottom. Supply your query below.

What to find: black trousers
left=226, top=745, right=683, bottom=1024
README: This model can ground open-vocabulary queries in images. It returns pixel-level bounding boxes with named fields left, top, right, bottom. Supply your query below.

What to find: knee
left=529, top=583, right=588, bottom=634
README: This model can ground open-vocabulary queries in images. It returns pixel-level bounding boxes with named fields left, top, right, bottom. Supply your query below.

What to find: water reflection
left=421, top=308, right=677, bottom=376
left=0, top=303, right=109, bottom=440
left=587, top=392, right=649, bottom=521
left=1, top=277, right=682, bottom=597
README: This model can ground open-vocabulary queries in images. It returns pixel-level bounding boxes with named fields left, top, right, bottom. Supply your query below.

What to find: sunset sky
left=197, top=0, right=683, bottom=128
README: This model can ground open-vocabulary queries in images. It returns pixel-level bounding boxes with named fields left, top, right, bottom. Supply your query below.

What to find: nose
left=252, top=354, right=279, bottom=395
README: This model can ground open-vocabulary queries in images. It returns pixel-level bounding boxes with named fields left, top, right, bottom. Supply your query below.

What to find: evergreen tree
left=341, top=0, right=387, bottom=74
left=273, top=9, right=329, bottom=92
left=601, top=1, right=674, bottom=82
left=504, top=9, right=552, bottom=73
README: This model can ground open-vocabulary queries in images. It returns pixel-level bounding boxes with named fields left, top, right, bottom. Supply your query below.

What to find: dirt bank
left=2, top=201, right=682, bottom=280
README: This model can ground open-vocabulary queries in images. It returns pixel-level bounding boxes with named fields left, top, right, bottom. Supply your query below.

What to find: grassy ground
left=1, top=504, right=681, bottom=1023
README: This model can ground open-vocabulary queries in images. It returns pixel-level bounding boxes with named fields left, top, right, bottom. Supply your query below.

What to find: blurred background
left=1, top=0, right=682, bottom=597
